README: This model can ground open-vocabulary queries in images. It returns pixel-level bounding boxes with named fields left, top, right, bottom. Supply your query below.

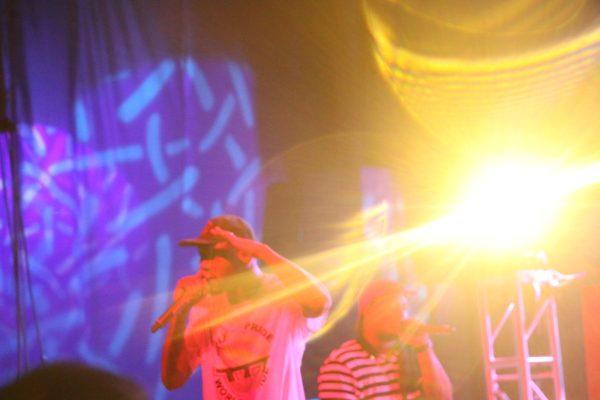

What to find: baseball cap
left=358, top=280, right=408, bottom=315
left=178, top=214, right=256, bottom=247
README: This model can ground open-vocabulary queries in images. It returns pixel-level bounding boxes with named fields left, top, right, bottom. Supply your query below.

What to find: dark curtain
left=0, top=2, right=264, bottom=399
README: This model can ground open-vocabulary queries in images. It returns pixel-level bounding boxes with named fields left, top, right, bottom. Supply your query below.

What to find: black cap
left=178, top=214, right=255, bottom=247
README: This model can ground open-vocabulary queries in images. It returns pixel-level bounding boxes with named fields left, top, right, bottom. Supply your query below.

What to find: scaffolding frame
left=479, top=271, right=566, bottom=400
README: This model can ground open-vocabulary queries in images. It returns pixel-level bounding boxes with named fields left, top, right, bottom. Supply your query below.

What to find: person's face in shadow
left=361, top=292, right=409, bottom=344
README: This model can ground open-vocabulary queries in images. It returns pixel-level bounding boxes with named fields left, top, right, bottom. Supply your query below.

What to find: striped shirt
left=318, top=339, right=422, bottom=400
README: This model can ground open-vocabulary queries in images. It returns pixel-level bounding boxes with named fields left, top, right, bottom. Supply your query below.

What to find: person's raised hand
left=208, top=226, right=260, bottom=261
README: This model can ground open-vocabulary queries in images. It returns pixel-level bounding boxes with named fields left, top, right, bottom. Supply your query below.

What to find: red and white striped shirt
left=318, top=339, right=422, bottom=400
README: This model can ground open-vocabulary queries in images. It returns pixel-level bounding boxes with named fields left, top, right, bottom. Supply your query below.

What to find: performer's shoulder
left=324, top=339, right=363, bottom=362
left=259, top=272, right=282, bottom=290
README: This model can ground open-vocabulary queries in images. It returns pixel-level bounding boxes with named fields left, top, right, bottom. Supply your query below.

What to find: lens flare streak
left=178, top=161, right=599, bottom=338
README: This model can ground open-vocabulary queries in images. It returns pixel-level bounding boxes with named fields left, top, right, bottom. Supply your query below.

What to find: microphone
left=412, top=323, right=455, bottom=335
left=150, top=282, right=207, bottom=333
left=395, top=320, right=456, bottom=337
left=378, top=321, right=455, bottom=349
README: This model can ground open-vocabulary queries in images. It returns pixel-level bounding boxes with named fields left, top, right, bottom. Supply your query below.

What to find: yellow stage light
left=443, top=159, right=600, bottom=251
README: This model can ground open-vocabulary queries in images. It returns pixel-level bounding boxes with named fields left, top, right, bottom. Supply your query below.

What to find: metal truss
left=479, top=270, right=567, bottom=400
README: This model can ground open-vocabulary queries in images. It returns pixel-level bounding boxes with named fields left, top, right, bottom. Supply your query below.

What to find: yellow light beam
left=181, top=161, right=600, bottom=338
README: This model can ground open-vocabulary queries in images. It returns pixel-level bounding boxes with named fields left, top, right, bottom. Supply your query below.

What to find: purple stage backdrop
left=1, top=2, right=264, bottom=399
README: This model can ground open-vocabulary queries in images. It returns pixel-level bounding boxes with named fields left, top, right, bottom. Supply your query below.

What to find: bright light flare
left=444, top=159, right=600, bottom=250
left=168, top=159, right=599, bottom=339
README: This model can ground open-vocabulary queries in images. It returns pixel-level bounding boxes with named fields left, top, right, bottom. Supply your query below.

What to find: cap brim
left=178, top=237, right=214, bottom=247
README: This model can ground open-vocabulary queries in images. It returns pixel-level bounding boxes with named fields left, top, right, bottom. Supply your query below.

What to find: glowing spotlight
left=445, top=159, right=600, bottom=250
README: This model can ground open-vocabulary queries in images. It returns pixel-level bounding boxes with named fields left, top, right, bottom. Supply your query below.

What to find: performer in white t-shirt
left=161, top=215, right=331, bottom=400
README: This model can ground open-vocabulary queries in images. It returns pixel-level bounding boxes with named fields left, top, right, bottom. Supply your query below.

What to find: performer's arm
left=161, top=275, right=204, bottom=390
left=211, top=226, right=331, bottom=317
left=254, top=243, right=331, bottom=317
left=416, top=339, right=453, bottom=400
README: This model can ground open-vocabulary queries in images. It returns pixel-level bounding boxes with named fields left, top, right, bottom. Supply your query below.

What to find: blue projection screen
left=0, top=57, right=264, bottom=400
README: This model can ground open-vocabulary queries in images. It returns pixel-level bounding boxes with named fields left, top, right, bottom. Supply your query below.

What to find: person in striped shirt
left=318, top=280, right=452, bottom=399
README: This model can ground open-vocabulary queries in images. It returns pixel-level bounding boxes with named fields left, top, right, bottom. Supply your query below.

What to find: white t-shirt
left=183, top=274, right=325, bottom=400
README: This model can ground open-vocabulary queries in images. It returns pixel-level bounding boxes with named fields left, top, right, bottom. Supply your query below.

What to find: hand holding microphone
left=392, top=318, right=455, bottom=349
left=150, top=275, right=210, bottom=333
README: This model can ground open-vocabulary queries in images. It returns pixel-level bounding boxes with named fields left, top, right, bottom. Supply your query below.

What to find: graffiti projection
left=1, top=58, right=264, bottom=399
